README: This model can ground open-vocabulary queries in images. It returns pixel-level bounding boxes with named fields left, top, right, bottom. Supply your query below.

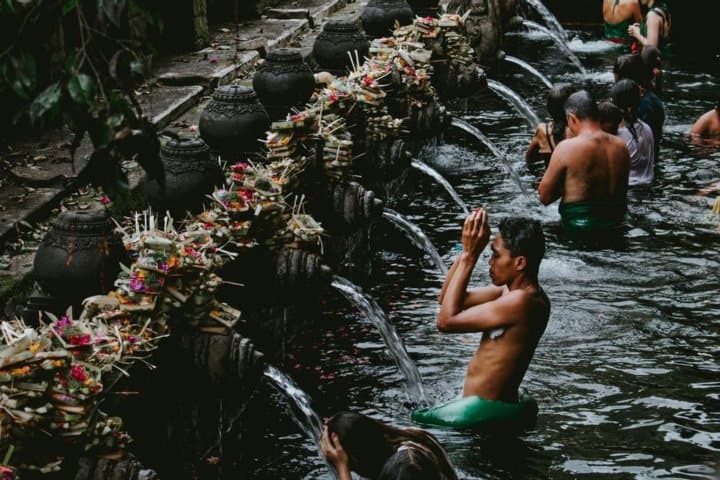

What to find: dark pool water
left=250, top=28, right=720, bottom=479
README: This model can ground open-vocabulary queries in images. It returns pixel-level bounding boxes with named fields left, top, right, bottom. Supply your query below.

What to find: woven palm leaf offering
left=286, top=195, right=324, bottom=253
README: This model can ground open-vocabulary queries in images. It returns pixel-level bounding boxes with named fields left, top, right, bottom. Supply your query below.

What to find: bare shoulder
left=502, top=289, right=546, bottom=313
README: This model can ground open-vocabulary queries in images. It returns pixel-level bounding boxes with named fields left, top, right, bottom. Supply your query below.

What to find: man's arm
left=437, top=209, right=492, bottom=332
left=438, top=255, right=503, bottom=307
left=538, top=143, right=567, bottom=205
left=438, top=290, right=526, bottom=333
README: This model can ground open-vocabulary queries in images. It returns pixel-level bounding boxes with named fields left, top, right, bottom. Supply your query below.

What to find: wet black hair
left=614, top=53, right=650, bottom=88
left=546, top=83, right=575, bottom=145
left=564, top=90, right=599, bottom=122
left=378, top=448, right=443, bottom=480
left=326, top=412, right=457, bottom=480
left=498, top=217, right=545, bottom=277
left=611, top=79, right=642, bottom=141
left=598, top=100, right=623, bottom=134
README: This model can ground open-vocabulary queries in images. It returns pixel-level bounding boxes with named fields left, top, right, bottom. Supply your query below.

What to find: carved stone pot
left=312, top=17, right=370, bottom=76
left=407, top=0, right=440, bottom=16
left=252, top=48, right=315, bottom=120
left=199, top=85, right=269, bottom=160
left=33, top=209, right=129, bottom=303
left=145, top=138, right=222, bottom=216
left=361, top=0, right=414, bottom=39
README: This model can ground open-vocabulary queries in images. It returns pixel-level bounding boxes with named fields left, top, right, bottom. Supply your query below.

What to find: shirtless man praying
left=412, top=209, right=550, bottom=429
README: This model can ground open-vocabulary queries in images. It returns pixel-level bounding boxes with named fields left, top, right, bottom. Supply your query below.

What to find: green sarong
left=604, top=20, right=633, bottom=46
left=411, top=394, right=538, bottom=429
left=559, top=199, right=627, bottom=232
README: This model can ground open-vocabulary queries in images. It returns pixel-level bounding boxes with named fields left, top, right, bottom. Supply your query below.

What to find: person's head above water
left=612, top=79, right=642, bottom=140
left=614, top=53, right=649, bottom=87
left=491, top=217, right=545, bottom=282
left=325, top=411, right=457, bottom=479
left=546, top=82, right=576, bottom=144
left=564, top=90, right=599, bottom=133
left=378, top=447, right=443, bottom=480
left=598, top=100, right=623, bottom=134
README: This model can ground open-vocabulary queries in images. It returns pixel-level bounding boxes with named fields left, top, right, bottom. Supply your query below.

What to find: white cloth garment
left=619, top=119, right=656, bottom=187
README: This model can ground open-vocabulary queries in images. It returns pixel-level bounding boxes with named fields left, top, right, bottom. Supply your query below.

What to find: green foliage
left=0, top=0, right=163, bottom=206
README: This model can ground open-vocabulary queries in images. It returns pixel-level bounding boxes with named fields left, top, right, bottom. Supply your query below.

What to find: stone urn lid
left=161, top=137, right=211, bottom=160
left=48, top=208, right=114, bottom=236
left=324, top=16, right=364, bottom=33
left=210, top=85, right=259, bottom=103
left=265, top=48, right=304, bottom=64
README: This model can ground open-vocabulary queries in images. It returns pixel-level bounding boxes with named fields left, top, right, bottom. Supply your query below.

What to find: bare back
left=689, top=109, right=720, bottom=138
left=463, top=288, right=549, bottom=401
left=602, top=0, right=641, bottom=24
left=543, top=130, right=630, bottom=204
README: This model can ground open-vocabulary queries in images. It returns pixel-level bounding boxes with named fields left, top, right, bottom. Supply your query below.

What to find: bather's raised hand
left=462, top=208, right=491, bottom=259
left=322, top=427, right=351, bottom=480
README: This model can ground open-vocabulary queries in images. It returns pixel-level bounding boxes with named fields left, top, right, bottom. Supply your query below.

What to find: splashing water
left=263, top=365, right=336, bottom=478
left=411, top=159, right=470, bottom=215
left=487, top=79, right=541, bottom=128
left=450, top=117, right=531, bottom=199
left=504, top=55, right=553, bottom=89
left=383, top=208, right=448, bottom=276
left=523, top=20, right=587, bottom=74
left=524, top=0, right=568, bottom=41
left=331, top=275, right=427, bottom=405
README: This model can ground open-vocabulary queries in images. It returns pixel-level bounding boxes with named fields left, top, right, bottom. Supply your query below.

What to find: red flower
left=70, top=365, right=87, bottom=382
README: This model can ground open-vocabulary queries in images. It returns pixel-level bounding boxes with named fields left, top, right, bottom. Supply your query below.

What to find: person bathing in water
left=526, top=83, right=576, bottom=168
left=628, top=0, right=671, bottom=55
left=539, top=91, right=630, bottom=233
left=689, top=99, right=720, bottom=142
left=603, top=0, right=642, bottom=47
left=411, top=209, right=549, bottom=429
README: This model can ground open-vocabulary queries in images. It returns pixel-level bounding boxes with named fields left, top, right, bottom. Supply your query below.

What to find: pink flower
left=130, top=277, right=145, bottom=292
left=239, top=189, right=253, bottom=201
left=209, top=58, right=218, bottom=65
left=56, top=315, right=72, bottom=332
left=69, top=334, right=92, bottom=346
left=101, top=195, right=111, bottom=205
left=70, top=365, right=87, bottom=382
left=158, top=262, right=169, bottom=271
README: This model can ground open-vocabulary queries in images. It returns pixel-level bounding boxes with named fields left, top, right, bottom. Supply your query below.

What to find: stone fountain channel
left=4, top=0, right=527, bottom=477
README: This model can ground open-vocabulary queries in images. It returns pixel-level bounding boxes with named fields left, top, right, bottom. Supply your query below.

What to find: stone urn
left=252, top=48, right=315, bottom=120
left=407, top=0, right=440, bottom=16
left=199, top=85, right=270, bottom=160
left=33, top=209, right=129, bottom=303
left=361, top=0, right=414, bottom=39
left=145, top=138, right=222, bottom=216
left=312, top=17, right=370, bottom=76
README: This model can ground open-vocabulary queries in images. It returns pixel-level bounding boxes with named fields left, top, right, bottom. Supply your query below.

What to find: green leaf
left=1, top=0, right=16, bottom=14
left=98, top=0, right=126, bottom=27
left=8, top=54, right=36, bottom=100
left=63, top=0, right=77, bottom=15
left=29, top=81, right=62, bottom=124
left=67, top=73, right=96, bottom=106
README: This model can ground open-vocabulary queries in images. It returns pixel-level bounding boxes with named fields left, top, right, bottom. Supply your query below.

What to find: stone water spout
left=329, top=181, right=385, bottom=227
left=190, top=331, right=265, bottom=389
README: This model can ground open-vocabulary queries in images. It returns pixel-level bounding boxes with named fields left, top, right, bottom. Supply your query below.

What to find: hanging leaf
left=63, top=0, right=77, bottom=15
left=1, top=0, right=16, bottom=14
left=67, top=74, right=97, bottom=106
left=98, top=0, right=126, bottom=28
left=29, top=81, right=62, bottom=123
left=7, top=53, right=37, bottom=100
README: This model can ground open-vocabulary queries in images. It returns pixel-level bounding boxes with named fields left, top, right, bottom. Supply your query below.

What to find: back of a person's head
left=498, top=217, right=545, bottom=277
left=640, top=45, right=662, bottom=69
left=611, top=79, right=641, bottom=111
left=598, top=100, right=623, bottom=133
left=614, top=53, right=649, bottom=87
left=327, top=412, right=394, bottom=478
left=565, top=90, right=599, bottom=122
left=546, top=83, right=575, bottom=122
left=378, top=448, right=443, bottom=480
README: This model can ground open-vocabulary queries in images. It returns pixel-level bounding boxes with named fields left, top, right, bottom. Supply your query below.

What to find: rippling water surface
left=251, top=29, right=720, bottom=479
